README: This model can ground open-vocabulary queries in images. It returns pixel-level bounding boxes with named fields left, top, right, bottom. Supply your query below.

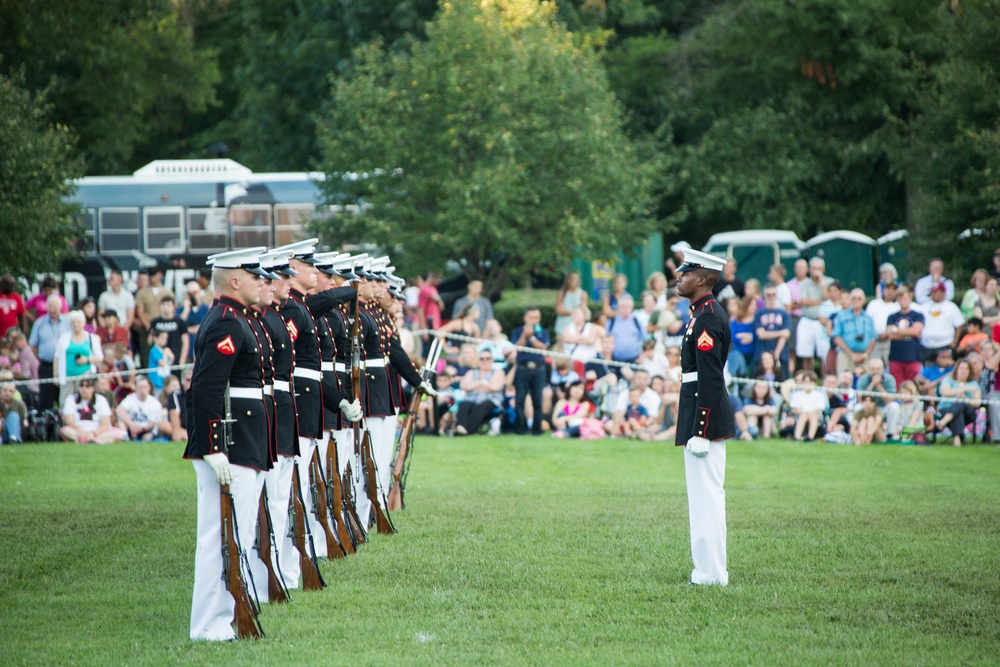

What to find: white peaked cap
left=675, top=248, right=726, bottom=273
left=207, top=247, right=269, bottom=276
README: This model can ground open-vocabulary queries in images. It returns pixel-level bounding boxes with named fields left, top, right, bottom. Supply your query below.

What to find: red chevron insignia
left=216, top=335, right=236, bottom=355
left=696, top=331, right=714, bottom=351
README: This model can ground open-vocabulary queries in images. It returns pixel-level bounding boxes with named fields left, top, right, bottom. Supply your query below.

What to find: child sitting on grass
left=621, top=387, right=651, bottom=439
left=790, top=371, right=825, bottom=442
left=851, top=394, right=885, bottom=445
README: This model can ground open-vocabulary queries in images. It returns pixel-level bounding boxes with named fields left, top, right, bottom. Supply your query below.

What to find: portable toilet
left=571, top=231, right=664, bottom=301
left=701, top=230, right=806, bottom=284
left=806, top=230, right=879, bottom=293
left=876, top=230, right=910, bottom=282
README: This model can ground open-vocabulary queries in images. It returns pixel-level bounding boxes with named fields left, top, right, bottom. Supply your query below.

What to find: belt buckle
left=526, top=361, right=537, bottom=370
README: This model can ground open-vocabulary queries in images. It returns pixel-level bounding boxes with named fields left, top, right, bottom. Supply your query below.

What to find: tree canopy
left=312, top=0, right=656, bottom=294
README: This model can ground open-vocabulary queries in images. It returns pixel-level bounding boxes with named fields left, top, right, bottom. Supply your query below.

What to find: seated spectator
left=851, top=395, right=886, bottom=445
left=895, top=380, right=925, bottom=440
left=418, top=367, right=458, bottom=434
left=454, top=351, right=506, bottom=436
left=584, top=334, right=622, bottom=414
left=561, top=306, right=602, bottom=363
left=631, top=339, right=670, bottom=382
left=60, top=378, right=123, bottom=444
left=620, top=387, right=653, bottom=439
left=820, top=372, right=852, bottom=442
left=479, top=319, right=513, bottom=371
left=155, top=375, right=180, bottom=439
left=437, top=303, right=482, bottom=360
left=551, top=381, right=595, bottom=439
left=94, top=376, right=117, bottom=424
left=960, top=269, right=990, bottom=319
left=886, top=285, right=925, bottom=387
left=956, top=317, right=988, bottom=357
left=97, top=309, right=130, bottom=350
left=109, top=341, right=136, bottom=403
left=634, top=291, right=658, bottom=334
left=743, top=381, right=779, bottom=439
left=730, top=296, right=758, bottom=372
left=728, top=390, right=755, bottom=441
left=914, top=258, right=955, bottom=305
left=974, top=277, right=1000, bottom=336
left=933, top=359, right=981, bottom=447
left=548, top=356, right=581, bottom=404
left=454, top=343, right=479, bottom=377
left=609, top=369, right=660, bottom=435
left=0, top=380, right=26, bottom=443
left=115, top=375, right=162, bottom=442
left=752, top=351, right=785, bottom=385
left=755, top=284, right=792, bottom=369
left=168, top=370, right=191, bottom=442
left=920, top=282, right=964, bottom=363
left=855, top=358, right=899, bottom=440
left=607, top=294, right=645, bottom=363
left=147, top=331, right=175, bottom=392
left=916, top=348, right=955, bottom=397
left=789, top=371, right=825, bottom=441
left=649, top=295, right=686, bottom=350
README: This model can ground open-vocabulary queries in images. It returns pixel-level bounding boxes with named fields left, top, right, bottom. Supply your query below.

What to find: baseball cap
left=930, top=281, right=946, bottom=293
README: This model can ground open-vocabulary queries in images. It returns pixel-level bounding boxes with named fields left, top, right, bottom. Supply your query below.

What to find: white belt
left=321, top=361, right=334, bottom=372
left=335, top=362, right=347, bottom=373
left=263, top=384, right=274, bottom=396
left=274, top=380, right=291, bottom=392
left=682, top=372, right=698, bottom=384
left=293, top=367, right=322, bottom=381
left=364, top=358, right=386, bottom=368
left=230, top=387, right=263, bottom=400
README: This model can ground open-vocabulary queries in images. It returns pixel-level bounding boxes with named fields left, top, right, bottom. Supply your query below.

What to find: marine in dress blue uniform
left=674, top=248, right=735, bottom=586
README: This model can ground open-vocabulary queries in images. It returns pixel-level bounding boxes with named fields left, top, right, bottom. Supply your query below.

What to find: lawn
left=1, top=437, right=998, bottom=666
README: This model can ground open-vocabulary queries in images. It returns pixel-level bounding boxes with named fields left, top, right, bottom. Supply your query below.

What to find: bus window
left=74, top=208, right=96, bottom=253
left=99, top=208, right=140, bottom=254
left=188, top=208, right=228, bottom=254
left=230, top=204, right=271, bottom=249
left=144, top=207, right=184, bottom=254
left=275, top=204, right=314, bottom=246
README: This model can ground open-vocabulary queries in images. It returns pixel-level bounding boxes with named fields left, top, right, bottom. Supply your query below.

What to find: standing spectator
left=607, top=294, right=645, bottom=363
left=866, top=280, right=900, bottom=366
left=510, top=308, right=550, bottom=435
left=54, top=310, right=104, bottom=409
left=786, top=258, right=810, bottom=372
left=149, top=295, right=189, bottom=366
left=916, top=348, right=955, bottom=397
left=147, top=331, right=175, bottom=392
left=168, top=369, right=192, bottom=442
left=195, top=269, right=214, bottom=305
left=635, top=291, right=658, bottom=334
left=97, top=310, right=130, bottom=350
left=179, top=280, right=210, bottom=339
left=0, top=380, right=26, bottom=443
left=454, top=350, right=506, bottom=436
left=754, top=284, right=792, bottom=369
left=768, top=264, right=792, bottom=311
left=0, top=274, right=28, bottom=336
left=77, top=297, right=99, bottom=334
left=59, top=378, right=122, bottom=444
left=956, top=318, right=988, bottom=357
left=601, top=273, right=629, bottom=319
left=417, top=271, right=445, bottom=349
left=553, top=272, right=587, bottom=337
left=712, top=258, right=745, bottom=301
left=436, top=303, right=482, bottom=360
left=855, top=358, right=900, bottom=439
left=794, top=258, right=830, bottom=372
left=28, top=294, right=71, bottom=411
left=115, top=375, right=162, bottom=442
left=934, top=359, right=981, bottom=447
left=744, top=279, right=764, bottom=310
left=8, top=331, right=38, bottom=401
left=134, top=268, right=174, bottom=368
left=886, top=285, right=925, bottom=387
left=730, top=295, right=757, bottom=372
left=974, top=278, right=1000, bottom=336
left=25, top=275, right=68, bottom=323
left=831, top=289, right=878, bottom=373
left=647, top=271, right=669, bottom=309
left=664, top=241, right=689, bottom=287
left=989, top=248, right=1000, bottom=282
left=561, top=306, right=602, bottom=363
left=875, top=263, right=899, bottom=300
left=818, top=281, right=846, bottom=373
left=914, top=258, right=955, bottom=305
left=97, top=270, right=135, bottom=331
left=479, top=319, right=513, bottom=370
left=960, top=269, right=990, bottom=319
left=919, top=282, right=964, bottom=363
left=404, top=275, right=423, bottom=329
left=452, top=279, right=494, bottom=334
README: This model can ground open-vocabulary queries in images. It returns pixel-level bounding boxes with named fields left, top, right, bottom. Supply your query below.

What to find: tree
left=0, top=71, right=84, bottom=278
left=313, top=0, right=656, bottom=295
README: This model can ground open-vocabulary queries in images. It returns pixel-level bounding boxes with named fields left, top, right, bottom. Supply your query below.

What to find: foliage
left=491, top=288, right=560, bottom=333
left=313, top=0, right=656, bottom=296
left=0, top=72, right=84, bottom=278
left=0, top=0, right=220, bottom=174
left=1, top=438, right=998, bottom=665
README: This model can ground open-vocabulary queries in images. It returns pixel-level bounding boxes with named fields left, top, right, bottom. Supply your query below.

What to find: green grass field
left=1, top=437, right=998, bottom=666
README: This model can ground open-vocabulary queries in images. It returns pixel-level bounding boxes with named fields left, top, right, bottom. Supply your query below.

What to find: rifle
left=255, top=488, right=290, bottom=603
left=350, top=295, right=395, bottom=535
left=309, top=448, right=346, bottom=559
left=326, top=443, right=356, bottom=554
left=343, top=462, right=366, bottom=545
left=290, top=465, right=325, bottom=590
left=387, top=337, right=442, bottom=511
left=221, top=484, right=264, bottom=639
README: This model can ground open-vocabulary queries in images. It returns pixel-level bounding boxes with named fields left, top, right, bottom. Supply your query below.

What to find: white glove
left=419, top=380, right=439, bottom=398
left=339, top=398, right=363, bottom=422
left=687, top=436, right=711, bottom=458
left=203, top=452, right=232, bottom=485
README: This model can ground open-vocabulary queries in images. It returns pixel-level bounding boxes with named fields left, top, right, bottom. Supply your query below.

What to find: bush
left=492, top=289, right=559, bottom=335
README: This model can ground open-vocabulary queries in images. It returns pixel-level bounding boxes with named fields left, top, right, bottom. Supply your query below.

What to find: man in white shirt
left=97, top=270, right=136, bottom=330
left=115, top=375, right=163, bottom=441
left=614, top=368, right=661, bottom=416
left=914, top=259, right=956, bottom=305
left=919, top=281, right=964, bottom=362
left=865, top=280, right=901, bottom=365
left=768, top=264, right=793, bottom=311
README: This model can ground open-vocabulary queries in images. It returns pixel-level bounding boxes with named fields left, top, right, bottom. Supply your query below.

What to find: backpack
left=607, top=315, right=645, bottom=339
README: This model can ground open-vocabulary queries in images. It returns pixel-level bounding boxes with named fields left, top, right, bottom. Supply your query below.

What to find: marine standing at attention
left=673, top=247, right=735, bottom=586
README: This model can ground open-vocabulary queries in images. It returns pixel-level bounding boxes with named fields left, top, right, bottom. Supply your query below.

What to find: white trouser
left=264, top=455, right=297, bottom=591
left=683, top=441, right=728, bottom=586
left=882, top=401, right=901, bottom=438
left=795, top=317, right=829, bottom=360
left=988, top=391, right=1000, bottom=443
left=378, top=412, right=400, bottom=496
left=333, top=429, right=354, bottom=478
left=354, top=417, right=390, bottom=528
left=190, top=460, right=263, bottom=641
left=295, top=437, right=325, bottom=558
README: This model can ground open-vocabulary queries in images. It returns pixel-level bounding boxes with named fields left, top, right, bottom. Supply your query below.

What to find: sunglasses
left=479, top=356, right=492, bottom=361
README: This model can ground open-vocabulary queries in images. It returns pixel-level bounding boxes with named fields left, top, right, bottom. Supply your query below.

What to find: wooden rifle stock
left=290, top=466, right=325, bottom=590
left=220, top=484, right=263, bottom=639
left=256, top=489, right=290, bottom=603
left=387, top=390, right=422, bottom=511
left=362, top=428, right=396, bottom=534
left=343, top=461, right=366, bottom=545
left=326, top=446, right=356, bottom=554
left=309, top=449, right=345, bottom=559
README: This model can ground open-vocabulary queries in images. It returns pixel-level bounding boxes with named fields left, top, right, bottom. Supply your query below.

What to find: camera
left=854, top=334, right=864, bottom=342
left=533, top=324, right=543, bottom=335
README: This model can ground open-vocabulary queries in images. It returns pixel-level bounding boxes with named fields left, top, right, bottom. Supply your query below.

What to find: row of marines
left=182, top=239, right=437, bottom=641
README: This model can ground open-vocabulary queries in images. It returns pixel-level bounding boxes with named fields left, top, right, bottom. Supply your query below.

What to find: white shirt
left=775, top=282, right=792, bottom=311
left=919, top=300, right=964, bottom=348
left=562, top=322, right=600, bottom=362
left=639, top=353, right=671, bottom=382
left=865, top=298, right=901, bottom=334
left=914, top=275, right=955, bottom=304
left=615, top=386, right=661, bottom=416
left=98, top=287, right=135, bottom=322
left=62, top=394, right=112, bottom=433
left=791, top=389, right=827, bottom=414
left=117, top=393, right=162, bottom=429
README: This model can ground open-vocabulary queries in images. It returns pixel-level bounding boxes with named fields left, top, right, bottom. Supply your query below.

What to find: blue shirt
left=511, top=326, right=550, bottom=365
left=753, top=307, right=791, bottom=365
left=28, top=314, right=71, bottom=363
left=609, top=314, right=644, bottom=361
left=831, top=309, right=877, bottom=352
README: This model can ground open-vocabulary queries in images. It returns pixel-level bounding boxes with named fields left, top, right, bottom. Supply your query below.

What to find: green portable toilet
left=701, top=230, right=806, bottom=284
left=876, top=230, right=910, bottom=283
left=571, top=231, right=664, bottom=301
left=806, top=231, right=878, bottom=293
